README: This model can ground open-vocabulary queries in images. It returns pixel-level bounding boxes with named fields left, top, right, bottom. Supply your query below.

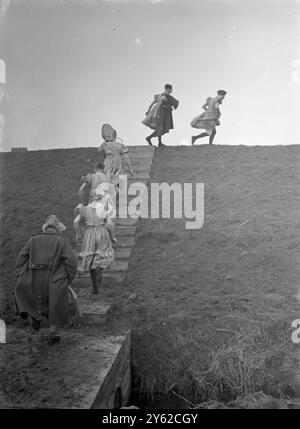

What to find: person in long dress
left=98, top=124, right=134, bottom=186
left=74, top=186, right=115, bottom=295
left=191, top=90, right=227, bottom=145
left=142, top=84, right=179, bottom=147
left=14, top=215, right=77, bottom=345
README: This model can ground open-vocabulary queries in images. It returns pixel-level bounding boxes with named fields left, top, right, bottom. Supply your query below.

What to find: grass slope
left=0, top=145, right=300, bottom=407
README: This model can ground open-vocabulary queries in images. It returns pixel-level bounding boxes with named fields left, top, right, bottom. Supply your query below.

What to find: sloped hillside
left=0, top=145, right=299, bottom=407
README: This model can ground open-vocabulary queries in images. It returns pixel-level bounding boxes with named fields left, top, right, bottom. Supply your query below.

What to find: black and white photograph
left=0, top=0, right=300, bottom=414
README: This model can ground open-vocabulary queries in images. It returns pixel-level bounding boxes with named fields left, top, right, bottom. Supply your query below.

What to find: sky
left=0, top=0, right=299, bottom=151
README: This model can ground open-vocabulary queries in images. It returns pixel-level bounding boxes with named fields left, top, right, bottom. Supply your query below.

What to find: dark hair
left=95, top=162, right=104, bottom=170
left=217, top=89, right=227, bottom=96
left=164, top=84, right=172, bottom=91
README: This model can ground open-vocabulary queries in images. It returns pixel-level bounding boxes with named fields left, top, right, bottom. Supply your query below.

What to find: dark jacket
left=15, top=230, right=77, bottom=326
left=156, top=94, right=179, bottom=136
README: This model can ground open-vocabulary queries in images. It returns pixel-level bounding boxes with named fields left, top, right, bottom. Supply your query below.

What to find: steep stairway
left=73, top=146, right=155, bottom=324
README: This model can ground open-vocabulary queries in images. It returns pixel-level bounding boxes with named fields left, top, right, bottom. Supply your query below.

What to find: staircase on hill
left=73, top=146, right=155, bottom=324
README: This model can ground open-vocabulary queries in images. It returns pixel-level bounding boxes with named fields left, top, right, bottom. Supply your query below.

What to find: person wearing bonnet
left=97, top=123, right=134, bottom=187
left=14, top=215, right=78, bottom=345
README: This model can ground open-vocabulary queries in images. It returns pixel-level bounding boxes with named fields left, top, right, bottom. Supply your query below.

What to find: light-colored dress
left=75, top=203, right=114, bottom=272
left=191, top=97, right=221, bottom=134
left=98, top=140, right=131, bottom=180
left=142, top=94, right=165, bottom=129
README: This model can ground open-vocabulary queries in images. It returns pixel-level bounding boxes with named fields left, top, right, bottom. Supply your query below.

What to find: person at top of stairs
left=98, top=124, right=134, bottom=184
left=142, top=83, right=179, bottom=147
left=74, top=186, right=115, bottom=295
left=191, top=89, right=227, bottom=145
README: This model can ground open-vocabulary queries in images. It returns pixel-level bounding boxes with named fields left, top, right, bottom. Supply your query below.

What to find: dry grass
left=189, top=322, right=298, bottom=402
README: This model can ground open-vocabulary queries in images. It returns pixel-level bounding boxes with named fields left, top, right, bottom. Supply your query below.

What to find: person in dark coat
left=14, top=215, right=77, bottom=345
left=142, top=84, right=179, bottom=147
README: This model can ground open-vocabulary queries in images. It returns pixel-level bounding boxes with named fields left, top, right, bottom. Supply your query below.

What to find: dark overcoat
left=15, top=230, right=77, bottom=326
left=156, top=94, right=179, bottom=136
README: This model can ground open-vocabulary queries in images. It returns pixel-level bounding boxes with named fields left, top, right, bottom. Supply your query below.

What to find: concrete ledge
left=91, top=331, right=132, bottom=408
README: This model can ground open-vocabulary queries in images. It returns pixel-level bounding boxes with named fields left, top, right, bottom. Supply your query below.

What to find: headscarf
left=101, top=124, right=117, bottom=142
left=42, top=215, right=66, bottom=233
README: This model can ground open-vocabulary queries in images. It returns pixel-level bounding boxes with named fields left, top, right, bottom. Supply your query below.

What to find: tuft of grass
left=188, top=323, right=299, bottom=403
left=131, top=318, right=299, bottom=407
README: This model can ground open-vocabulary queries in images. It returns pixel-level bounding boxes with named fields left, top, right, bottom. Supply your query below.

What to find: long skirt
left=191, top=113, right=220, bottom=135
left=78, top=225, right=114, bottom=272
left=104, top=153, right=122, bottom=178
left=142, top=104, right=160, bottom=130
left=142, top=107, right=174, bottom=136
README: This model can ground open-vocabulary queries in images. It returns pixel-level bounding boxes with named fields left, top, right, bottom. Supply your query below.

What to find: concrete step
left=127, top=146, right=155, bottom=153
left=116, top=198, right=147, bottom=209
left=130, top=164, right=152, bottom=171
left=131, top=168, right=152, bottom=174
left=113, top=236, right=135, bottom=247
left=108, top=260, right=129, bottom=271
left=70, top=279, right=112, bottom=324
left=116, top=199, right=146, bottom=210
left=131, top=172, right=150, bottom=180
left=128, top=155, right=153, bottom=161
left=76, top=269, right=126, bottom=282
left=130, top=158, right=153, bottom=165
left=114, top=248, right=132, bottom=260
left=115, top=217, right=139, bottom=226
left=130, top=165, right=152, bottom=172
left=80, top=302, right=111, bottom=325
left=115, top=226, right=136, bottom=237
left=127, top=178, right=149, bottom=185
left=102, top=271, right=126, bottom=283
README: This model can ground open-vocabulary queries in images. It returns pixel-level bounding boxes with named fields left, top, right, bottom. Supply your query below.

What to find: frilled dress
left=75, top=203, right=114, bottom=272
left=142, top=93, right=179, bottom=136
left=191, top=97, right=221, bottom=134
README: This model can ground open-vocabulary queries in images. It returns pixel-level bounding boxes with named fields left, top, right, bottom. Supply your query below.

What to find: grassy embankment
left=0, top=145, right=299, bottom=407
